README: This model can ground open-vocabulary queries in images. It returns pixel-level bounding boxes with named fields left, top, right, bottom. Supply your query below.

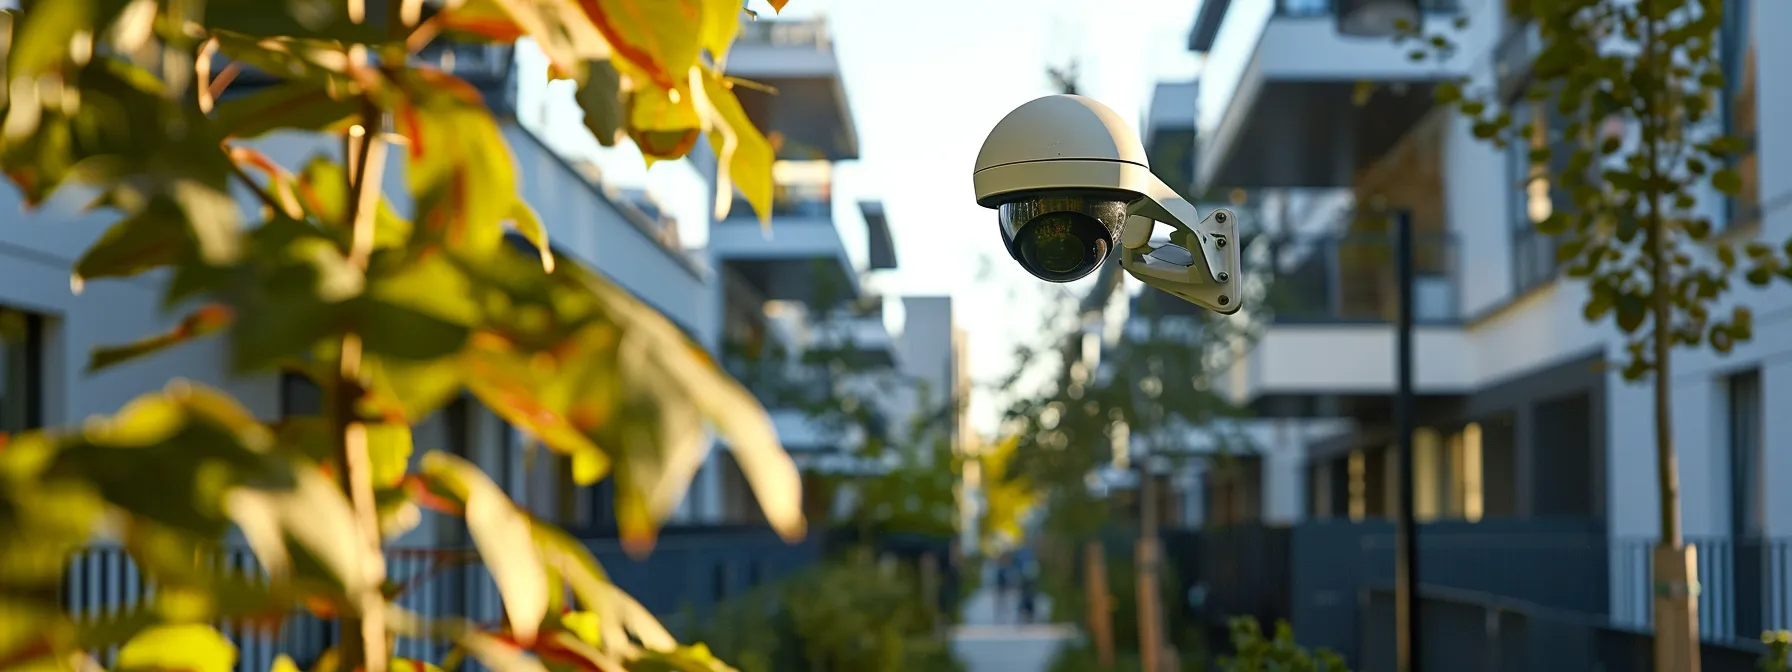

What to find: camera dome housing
left=971, top=94, right=1244, bottom=314
left=973, top=95, right=1159, bottom=208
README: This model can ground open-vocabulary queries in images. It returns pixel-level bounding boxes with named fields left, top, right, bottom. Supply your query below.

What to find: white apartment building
left=1156, top=0, right=1790, bottom=642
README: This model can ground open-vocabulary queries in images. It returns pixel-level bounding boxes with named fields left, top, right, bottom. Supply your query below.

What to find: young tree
left=0, top=1, right=807, bottom=671
left=1393, top=0, right=1776, bottom=666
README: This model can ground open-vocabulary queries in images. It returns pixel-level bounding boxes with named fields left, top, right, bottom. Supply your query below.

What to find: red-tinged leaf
left=768, top=0, right=789, bottom=12
left=438, top=0, right=610, bottom=77
left=420, top=453, right=549, bottom=647
left=393, top=68, right=518, bottom=256
left=578, top=0, right=704, bottom=92
left=88, top=305, right=235, bottom=373
left=699, top=68, right=774, bottom=226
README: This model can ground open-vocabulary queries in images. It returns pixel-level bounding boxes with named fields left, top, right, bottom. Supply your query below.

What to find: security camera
left=972, top=94, right=1242, bottom=315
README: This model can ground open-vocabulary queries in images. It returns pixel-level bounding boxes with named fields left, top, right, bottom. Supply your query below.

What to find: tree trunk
left=1084, top=541, right=1115, bottom=669
left=1643, top=4, right=1699, bottom=669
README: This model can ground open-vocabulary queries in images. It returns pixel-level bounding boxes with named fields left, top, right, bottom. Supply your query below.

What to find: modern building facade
left=1152, top=0, right=1791, bottom=664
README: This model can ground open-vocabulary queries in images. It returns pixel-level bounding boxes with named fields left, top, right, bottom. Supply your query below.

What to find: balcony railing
left=1252, top=230, right=1459, bottom=324
left=53, top=531, right=821, bottom=672
left=726, top=182, right=833, bottom=220
left=734, top=18, right=832, bottom=50
left=724, top=357, right=835, bottom=407
left=1274, top=0, right=1462, bottom=16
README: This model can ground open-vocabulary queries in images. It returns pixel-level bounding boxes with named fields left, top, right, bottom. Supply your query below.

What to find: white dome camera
left=973, top=95, right=1242, bottom=314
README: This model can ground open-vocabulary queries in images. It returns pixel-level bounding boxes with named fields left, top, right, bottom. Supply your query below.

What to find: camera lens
left=1015, top=212, right=1109, bottom=281
left=998, top=194, right=1131, bottom=283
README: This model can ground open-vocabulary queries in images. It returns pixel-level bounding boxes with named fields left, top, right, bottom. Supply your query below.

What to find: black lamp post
left=1391, top=209, right=1421, bottom=672
left=1335, top=0, right=1424, bottom=38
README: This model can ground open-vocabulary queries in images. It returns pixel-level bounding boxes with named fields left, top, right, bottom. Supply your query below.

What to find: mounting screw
left=1216, top=237, right=1227, bottom=248
left=1215, top=212, right=1228, bottom=224
left=1217, top=272, right=1230, bottom=283
left=1218, top=295, right=1230, bottom=306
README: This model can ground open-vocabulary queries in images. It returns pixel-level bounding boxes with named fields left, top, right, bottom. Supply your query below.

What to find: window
left=1722, top=0, right=1759, bottom=228
left=1, top=307, right=44, bottom=432
left=1726, top=368, right=1763, bottom=538
left=1507, top=95, right=1572, bottom=294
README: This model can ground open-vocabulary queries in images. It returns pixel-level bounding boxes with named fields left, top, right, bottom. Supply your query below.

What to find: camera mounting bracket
left=1118, top=175, right=1241, bottom=315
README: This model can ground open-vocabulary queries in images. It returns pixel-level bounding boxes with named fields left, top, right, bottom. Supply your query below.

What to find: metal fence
left=51, top=529, right=821, bottom=672
left=1611, top=536, right=1792, bottom=642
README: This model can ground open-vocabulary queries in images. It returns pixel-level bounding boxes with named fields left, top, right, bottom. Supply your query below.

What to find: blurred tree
left=1387, top=0, right=1779, bottom=665
left=0, top=1, right=808, bottom=671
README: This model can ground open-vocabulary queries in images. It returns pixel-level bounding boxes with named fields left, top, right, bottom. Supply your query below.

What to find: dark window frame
left=1720, top=0, right=1759, bottom=230
left=1726, top=368, right=1763, bottom=538
left=2, top=307, right=46, bottom=432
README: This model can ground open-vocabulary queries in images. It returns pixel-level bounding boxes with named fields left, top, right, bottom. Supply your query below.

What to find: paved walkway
left=950, top=568, right=1076, bottom=672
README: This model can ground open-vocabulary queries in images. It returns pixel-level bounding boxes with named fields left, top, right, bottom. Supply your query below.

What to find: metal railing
left=1274, top=0, right=1463, bottom=17
left=724, top=357, right=835, bottom=407
left=1612, top=536, right=1792, bottom=642
left=51, top=530, right=820, bottom=672
left=1252, top=230, right=1460, bottom=324
left=734, top=18, right=832, bottom=50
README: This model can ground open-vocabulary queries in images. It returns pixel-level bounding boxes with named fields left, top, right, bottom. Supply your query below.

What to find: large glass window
left=1726, top=368, right=1763, bottom=537
left=1, top=307, right=44, bottom=433
left=1722, top=0, right=1758, bottom=227
left=1507, top=97, right=1570, bottom=294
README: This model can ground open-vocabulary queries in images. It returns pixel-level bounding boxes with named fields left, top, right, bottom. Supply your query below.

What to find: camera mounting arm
left=1118, top=175, right=1242, bottom=314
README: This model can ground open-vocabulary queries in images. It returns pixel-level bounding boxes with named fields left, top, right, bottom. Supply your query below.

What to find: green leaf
left=1615, top=294, right=1647, bottom=334
left=6, top=0, right=95, bottom=81
left=1712, top=169, right=1742, bottom=196
left=212, top=81, right=360, bottom=140
left=115, top=624, right=237, bottom=672
left=349, top=297, right=471, bottom=362
left=392, top=68, right=518, bottom=256
left=367, top=423, right=414, bottom=489
left=421, top=452, right=548, bottom=646
left=89, top=305, right=235, bottom=373
left=294, top=156, right=414, bottom=248
left=72, top=200, right=195, bottom=284
left=576, top=59, right=627, bottom=147
left=360, top=356, right=466, bottom=424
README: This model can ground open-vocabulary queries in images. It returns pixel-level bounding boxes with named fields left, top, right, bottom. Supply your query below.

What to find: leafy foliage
left=0, top=0, right=807, bottom=671
left=689, top=551, right=968, bottom=672
left=1764, top=630, right=1792, bottom=672
left=1215, top=617, right=1347, bottom=672
left=1392, top=0, right=1777, bottom=378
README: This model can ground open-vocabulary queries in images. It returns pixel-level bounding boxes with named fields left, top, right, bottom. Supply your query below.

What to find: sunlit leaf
left=115, top=624, right=237, bottom=672
left=223, top=464, right=377, bottom=596
left=367, top=423, right=415, bottom=489
left=393, top=68, right=518, bottom=256
left=421, top=452, right=548, bottom=646
left=437, top=0, right=609, bottom=76
left=699, top=68, right=774, bottom=226
left=582, top=0, right=704, bottom=92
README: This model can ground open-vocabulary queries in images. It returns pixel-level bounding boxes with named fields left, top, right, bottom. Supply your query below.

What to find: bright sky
left=757, top=0, right=1207, bottom=434
left=521, top=0, right=1212, bottom=434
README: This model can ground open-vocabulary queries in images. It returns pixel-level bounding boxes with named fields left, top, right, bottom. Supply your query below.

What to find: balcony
left=1144, top=81, right=1200, bottom=197
left=1256, top=232, right=1458, bottom=325
left=724, top=18, right=858, bottom=161
left=711, top=180, right=860, bottom=306
left=1192, top=0, right=1475, bottom=192
left=1221, top=227, right=1474, bottom=403
left=215, top=41, right=516, bottom=110
left=723, top=357, right=866, bottom=453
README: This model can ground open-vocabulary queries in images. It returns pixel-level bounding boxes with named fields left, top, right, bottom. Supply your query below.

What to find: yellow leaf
left=271, top=654, right=302, bottom=672
left=116, top=624, right=237, bottom=672
left=437, top=0, right=610, bottom=77
left=581, top=0, right=705, bottom=92
left=698, top=0, right=743, bottom=64
left=622, top=66, right=703, bottom=161
left=421, top=452, right=548, bottom=646
left=366, top=423, right=414, bottom=489
left=698, top=67, right=775, bottom=228
left=506, top=200, right=555, bottom=273
left=571, top=448, right=607, bottom=485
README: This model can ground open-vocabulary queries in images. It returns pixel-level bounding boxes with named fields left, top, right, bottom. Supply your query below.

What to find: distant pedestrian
left=993, top=551, right=1015, bottom=622
left=1017, top=547, right=1040, bottom=623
